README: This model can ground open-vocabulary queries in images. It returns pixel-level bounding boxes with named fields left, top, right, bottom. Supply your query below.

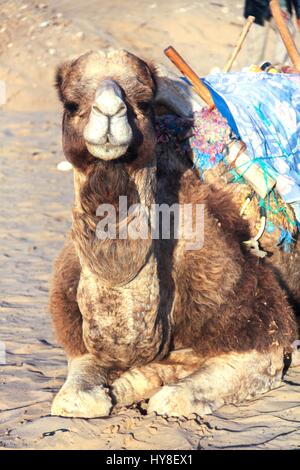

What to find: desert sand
left=0, top=0, right=300, bottom=450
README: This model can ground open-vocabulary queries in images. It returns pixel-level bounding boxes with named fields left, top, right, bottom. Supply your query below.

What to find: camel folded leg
left=51, top=354, right=112, bottom=418
left=111, top=349, right=205, bottom=405
left=147, top=348, right=284, bottom=417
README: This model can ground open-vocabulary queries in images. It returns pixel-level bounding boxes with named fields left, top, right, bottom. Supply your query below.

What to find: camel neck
left=71, top=162, right=156, bottom=287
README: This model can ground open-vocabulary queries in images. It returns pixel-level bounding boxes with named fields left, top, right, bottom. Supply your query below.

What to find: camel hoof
left=147, top=384, right=213, bottom=418
left=51, top=383, right=112, bottom=418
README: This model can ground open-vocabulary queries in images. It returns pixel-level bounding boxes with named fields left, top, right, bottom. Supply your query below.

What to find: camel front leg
left=51, top=354, right=112, bottom=418
left=147, top=348, right=284, bottom=417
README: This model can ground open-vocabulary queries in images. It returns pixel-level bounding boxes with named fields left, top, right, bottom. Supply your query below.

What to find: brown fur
left=50, top=50, right=297, bottom=397
left=50, top=241, right=86, bottom=357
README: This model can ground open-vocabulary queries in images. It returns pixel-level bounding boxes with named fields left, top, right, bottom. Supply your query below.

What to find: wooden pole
left=223, top=16, right=255, bottom=72
left=164, top=46, right=215, bottom=108
left=270, top=0, right=300, bottom=71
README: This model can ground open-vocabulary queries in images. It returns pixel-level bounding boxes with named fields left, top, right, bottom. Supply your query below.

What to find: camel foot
left=147, top=383, right=212, bottom=418
left=51, top=382, right=112, bottom=418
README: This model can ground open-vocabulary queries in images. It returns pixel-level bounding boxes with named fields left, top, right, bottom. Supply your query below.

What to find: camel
left=50, top=49, right=298, bottom=418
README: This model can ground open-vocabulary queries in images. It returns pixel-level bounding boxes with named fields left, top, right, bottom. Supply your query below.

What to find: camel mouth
left=86, top=142, right=129, bottom=161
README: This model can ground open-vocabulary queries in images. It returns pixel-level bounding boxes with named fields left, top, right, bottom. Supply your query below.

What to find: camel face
left=56, top=49, right=157, bottom=167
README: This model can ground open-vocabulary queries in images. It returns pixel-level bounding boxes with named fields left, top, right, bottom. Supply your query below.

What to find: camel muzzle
left=83, top=79, right=133, bottom=160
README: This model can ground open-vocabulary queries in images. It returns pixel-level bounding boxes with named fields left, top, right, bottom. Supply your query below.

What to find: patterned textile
left=204, top=72, right=300, bottom=221
left=155, top=108, right=231, bottom=171
left=155, top=108, right=297, bottom=249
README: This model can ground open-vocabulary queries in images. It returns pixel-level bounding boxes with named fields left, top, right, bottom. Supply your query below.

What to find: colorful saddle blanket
left=204, top=72, right=300, bottom=221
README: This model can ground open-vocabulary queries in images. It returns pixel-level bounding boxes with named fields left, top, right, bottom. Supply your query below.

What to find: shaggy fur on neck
left=72, top=161, right=155, bottom=286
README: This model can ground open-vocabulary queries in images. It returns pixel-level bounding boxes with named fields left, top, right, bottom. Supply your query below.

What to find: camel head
left=56, top=49, right=159, bottom=169
left=56, top=49, right=203, bottom=169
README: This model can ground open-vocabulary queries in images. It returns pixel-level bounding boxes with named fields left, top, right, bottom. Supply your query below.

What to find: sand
left=1, top=0, right=300, bottom=450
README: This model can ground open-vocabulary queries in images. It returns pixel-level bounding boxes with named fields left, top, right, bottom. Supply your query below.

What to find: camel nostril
left=92, top=103, right=106, bottom=116
left=92, top=104, right=103, bottom=116
left=114, top=102, right=127, bottom=117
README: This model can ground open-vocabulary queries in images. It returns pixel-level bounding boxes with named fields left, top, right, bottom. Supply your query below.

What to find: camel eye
left=138, top=101, right=151, bottom=112
left=64, top=101, right=79, bottom=114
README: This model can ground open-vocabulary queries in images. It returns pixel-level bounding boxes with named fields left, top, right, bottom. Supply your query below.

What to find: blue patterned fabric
left=203, top=72, right=300, bottom=221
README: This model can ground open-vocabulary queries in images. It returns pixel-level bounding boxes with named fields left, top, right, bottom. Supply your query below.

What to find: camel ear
left=150, top=63, right=204, bottom=117
left=55, top=60, right=72, bottom=102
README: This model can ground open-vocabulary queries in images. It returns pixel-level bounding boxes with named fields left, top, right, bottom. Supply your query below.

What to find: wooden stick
left=270, top=0, right=300, bottom=71
left=164, top=46, right=215, bottom=108
left=223, top=16, right=255, bottom=72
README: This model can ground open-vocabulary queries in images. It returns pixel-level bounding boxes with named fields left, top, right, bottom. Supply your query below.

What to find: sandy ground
left=1, top=0, right=300, bottom=450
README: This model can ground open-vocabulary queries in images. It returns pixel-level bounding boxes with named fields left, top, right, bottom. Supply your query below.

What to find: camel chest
left=76, top=255, right=171, bottom=368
